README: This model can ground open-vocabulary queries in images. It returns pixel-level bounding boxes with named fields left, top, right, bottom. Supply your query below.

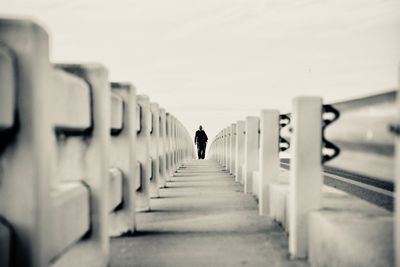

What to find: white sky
left=1, top=0, right=400, bottom=141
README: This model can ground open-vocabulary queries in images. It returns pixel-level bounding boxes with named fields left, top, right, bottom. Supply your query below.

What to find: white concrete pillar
left=216, top=134, right=220, bottom=163
left=159, top=108, right=167, bottom=188
left=171, top=116, right=177, bottom=171
left=225, top=127, right=231, bottom=170
left=229, top=123, right=236, bottom=175
left=289, top=96, right=323, bottom=259
left=220, top=130, right=224, bottom=165
left=149, top=103, right=160, bottom=198
left=169, top=115, right=175, bottom=172
left=55, top=63, right=111, bottom=266
left=109, top=82, right=137, bottom=236
left=0, top=19, right=52, bottom=267
left=169, top=115, right=175, bottom=176
left=219, top=133, right=223, bottom=164
left=244, top=116, right=260, bottom=194
left=165, top=113, right=172, bottom=179
left=136, top=95, right=151, bottom=211
left=235, top=120, right=246, bottom=183
left=258, top=109, right=280, bottom=216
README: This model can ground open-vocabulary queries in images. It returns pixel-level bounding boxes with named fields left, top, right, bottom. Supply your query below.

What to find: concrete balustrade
left=0, top=19, right=92, bottom=267
left=136, top=95, right=151, bottom=211
left=0, top=17, right=194, bottom=267
left=108, top=82, right=137, bottom=236
left=149, top=103, right=160, bottom=198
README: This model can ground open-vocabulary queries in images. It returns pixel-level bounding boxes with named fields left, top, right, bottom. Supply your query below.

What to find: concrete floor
left=110, top=160, right=309, bottom=267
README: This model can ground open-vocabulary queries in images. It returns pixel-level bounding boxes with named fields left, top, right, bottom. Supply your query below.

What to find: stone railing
left=0, top=18, right=194, bottom=267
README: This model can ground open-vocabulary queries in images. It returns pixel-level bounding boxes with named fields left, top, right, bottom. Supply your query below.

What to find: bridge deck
left=110, top=160, right=308, bottom=267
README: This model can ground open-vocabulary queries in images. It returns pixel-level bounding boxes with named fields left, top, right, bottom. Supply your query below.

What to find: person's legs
left=201, top=144, right=206, bottom=159
left=197, top=145, right=202, bottom=159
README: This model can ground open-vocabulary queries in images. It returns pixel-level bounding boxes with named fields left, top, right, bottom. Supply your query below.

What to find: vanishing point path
left=110, top=160, right=308, bottom=267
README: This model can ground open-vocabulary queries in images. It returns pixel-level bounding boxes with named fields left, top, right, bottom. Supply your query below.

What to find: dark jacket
left=195, top=130, right=208, bottom=145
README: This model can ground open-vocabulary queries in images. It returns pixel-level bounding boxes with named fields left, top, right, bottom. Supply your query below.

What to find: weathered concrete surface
left=309, top=193, right=393, bottom=267
left=110, top=160, right=308, bottom=267
left=50, top=183, right=90, bottom=259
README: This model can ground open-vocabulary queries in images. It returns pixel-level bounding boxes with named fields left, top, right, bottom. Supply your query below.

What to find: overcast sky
left=1, top=0, right=400, bottom=141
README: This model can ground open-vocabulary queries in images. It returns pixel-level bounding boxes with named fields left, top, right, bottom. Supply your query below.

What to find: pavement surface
left=110, top=160, right=308, bottom=267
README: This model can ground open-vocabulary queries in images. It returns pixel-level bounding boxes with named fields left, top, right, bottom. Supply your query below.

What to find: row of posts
left=0, top=18, right=194, bottom=267
left=210, top=93, right=400, bottom=265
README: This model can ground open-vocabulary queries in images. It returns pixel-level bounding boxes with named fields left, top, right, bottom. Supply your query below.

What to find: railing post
left=235, top=120, right=246, bottom=183
left=159, top=108, right=167, bottom=188
left=217, top=134, right=220, bottom=163
left=149, top=103, right=160, bottom=198
left=136, top=95, right=151, bottom=211
left=171, top=116, right=177, bottom=171
left=229, top=123, right=236, bottom=175
left=258, top=109, right=280, bottom=216
left=244, top=116, right=260, bottom=194
left=0, top=19, right=52, bottom=267
left=55, top=63, right=111, bottom=266
left=289, top=96, right=323, bottom=258
left=109, top=82, right=137, bottom=236
left=165, top=113, right=172, bottom=180
left=222, top=129, right=225, bottom=165
left=225, top=127, right=231, bottom=170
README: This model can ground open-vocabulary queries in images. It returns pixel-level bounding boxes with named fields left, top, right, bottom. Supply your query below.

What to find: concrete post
left=55, top=63, right=111, bottom=266
left=225, top=127, right=231, bottom=170
left=109, top=82, right=137, bottom=236
left=244, top=116, right=260, bottom=194
left=149, top=103, right=160, bottom=198
left=171, top=116, right=177, bottom=171
left=136, top=95, right=151, bottom=211
left=217, top=134, right=221, bottom=164
left=221, top=129, right=225, bottom=165
left=165, top=113, right=172, bottom=180
left=289, top=96, right=323, bottom=259
left=171, top=115, right=176, bottom=172
left=230, top=123, right=236, bottom=175
left=258, top=109, right=280, bottom=216
left=159, top=108, right=167, bottom=188
left=0, top=19, right=52, bottom=267
left=235, top=120, right=246, bottom=183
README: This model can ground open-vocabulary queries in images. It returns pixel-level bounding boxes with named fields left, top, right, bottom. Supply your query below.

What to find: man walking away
left=194, top=125, right=208, bottom=159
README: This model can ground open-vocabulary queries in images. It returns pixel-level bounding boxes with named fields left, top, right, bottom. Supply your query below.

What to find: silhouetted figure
left=195, top=125, right=208, bottom=159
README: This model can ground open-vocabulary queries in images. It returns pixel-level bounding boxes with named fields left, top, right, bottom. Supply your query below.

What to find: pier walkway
left=110, top=160, right=308, bottom=267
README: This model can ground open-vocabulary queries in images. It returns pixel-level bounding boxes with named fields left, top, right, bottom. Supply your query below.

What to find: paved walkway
left=110, top=160, right=308, bottom=267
